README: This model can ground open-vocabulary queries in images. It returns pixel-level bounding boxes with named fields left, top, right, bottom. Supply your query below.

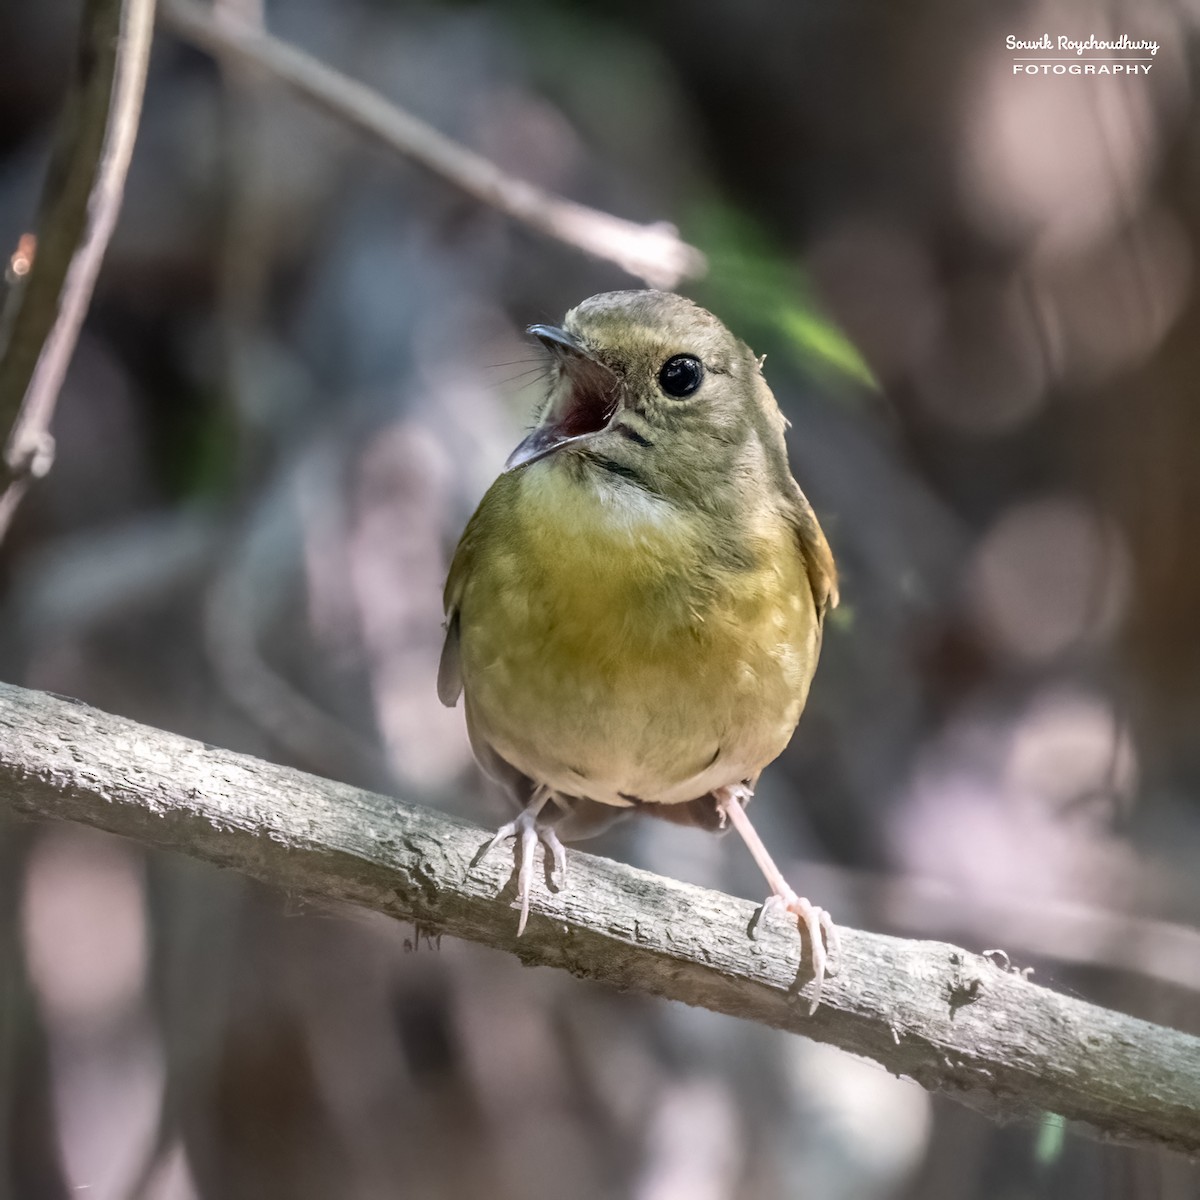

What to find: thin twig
left=157, top=0, right=706, bottom=289
left=0, top=681, right=1197, bottom=1156
left=0, top=0, right=157, bottom=541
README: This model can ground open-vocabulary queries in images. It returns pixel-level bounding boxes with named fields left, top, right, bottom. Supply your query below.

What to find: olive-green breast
left=448, top=458, right=821, bottom=807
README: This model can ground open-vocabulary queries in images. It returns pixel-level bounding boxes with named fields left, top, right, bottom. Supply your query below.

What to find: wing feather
left=437, top=609, right=463, bottom=707
left=437, top=500, right=483, bottom=709
left=786, top=484, right=838, bottom=620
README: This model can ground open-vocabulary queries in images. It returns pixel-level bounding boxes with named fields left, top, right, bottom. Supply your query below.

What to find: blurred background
left=1, top=0, right=1198, bottom=1196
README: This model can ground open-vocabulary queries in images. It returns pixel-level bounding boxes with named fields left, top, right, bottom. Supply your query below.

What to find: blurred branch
left=2, top=682, right=1198, bottom=1156
left=794, top=861, right=1200, bottom=997
left=0, top=0, right=157, bottom=541
left=202, top=492, right=396, bottom=792
left=157, top=0, right=706, bottom=289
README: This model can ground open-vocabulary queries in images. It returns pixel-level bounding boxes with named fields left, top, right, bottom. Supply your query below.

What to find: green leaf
left=683, top=199, right=876, bottom=391
left=777, top=303, right=877, bottom=388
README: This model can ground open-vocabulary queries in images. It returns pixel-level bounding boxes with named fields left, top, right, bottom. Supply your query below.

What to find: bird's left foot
left=754, top=889, right=840, bottom=1014
left=479, top=802, right=567, bottom=936
left=715, top=784, right=839, bottom=1014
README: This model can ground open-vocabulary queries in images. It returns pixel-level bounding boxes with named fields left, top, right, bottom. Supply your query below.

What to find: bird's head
left=505, top=291, right=795, bottom=513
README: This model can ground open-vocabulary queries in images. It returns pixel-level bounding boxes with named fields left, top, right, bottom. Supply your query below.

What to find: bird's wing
left=437, top=508, right=480, bottom=708
left=785, top=484, right=839, bottom=620
left=437, top=608, right=462, bottom=707
left=438, top=474, right=522, bottom=707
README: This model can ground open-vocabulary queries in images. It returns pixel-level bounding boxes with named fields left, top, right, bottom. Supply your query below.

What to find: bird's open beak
left=504, top=325, right=621, bottom=471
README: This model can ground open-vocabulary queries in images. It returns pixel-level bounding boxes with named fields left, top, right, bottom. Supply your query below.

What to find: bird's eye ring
left=658, top=354, right=704, bottom=398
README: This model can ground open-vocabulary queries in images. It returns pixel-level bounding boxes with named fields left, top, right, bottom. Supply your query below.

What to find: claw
left=478, top=801, right=568, bottom=935
left=761, top=892, right=840, bottom=1013
left=543, top=827, right=567, bottom=890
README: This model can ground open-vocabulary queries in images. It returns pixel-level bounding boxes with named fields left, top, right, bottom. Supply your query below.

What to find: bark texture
left=0, top=682, right=1197, bottom=1155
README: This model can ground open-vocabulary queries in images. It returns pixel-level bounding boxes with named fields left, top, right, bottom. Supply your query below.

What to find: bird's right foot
left=479, top=801, right=567, bottom=936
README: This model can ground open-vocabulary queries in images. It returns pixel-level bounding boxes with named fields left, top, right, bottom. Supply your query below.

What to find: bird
left=438, top=289, right=840, bottom=1009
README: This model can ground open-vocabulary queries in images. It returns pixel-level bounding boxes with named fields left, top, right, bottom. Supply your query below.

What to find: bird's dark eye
left=658, top=355, right=704, bottom=398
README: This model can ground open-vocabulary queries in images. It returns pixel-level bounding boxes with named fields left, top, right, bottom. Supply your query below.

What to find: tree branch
left=157, top=0, right=706, bottom=289
left=0, top=0, right=157, bottom=540
left=0, top=681, right=1196, bottom=1155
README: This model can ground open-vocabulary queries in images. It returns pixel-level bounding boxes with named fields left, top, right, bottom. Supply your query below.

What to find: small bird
left=439, top=290, right=840, bottom=1008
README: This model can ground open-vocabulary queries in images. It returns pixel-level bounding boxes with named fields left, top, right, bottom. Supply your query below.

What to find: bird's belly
left=460, top=484, right=819, bottom=806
